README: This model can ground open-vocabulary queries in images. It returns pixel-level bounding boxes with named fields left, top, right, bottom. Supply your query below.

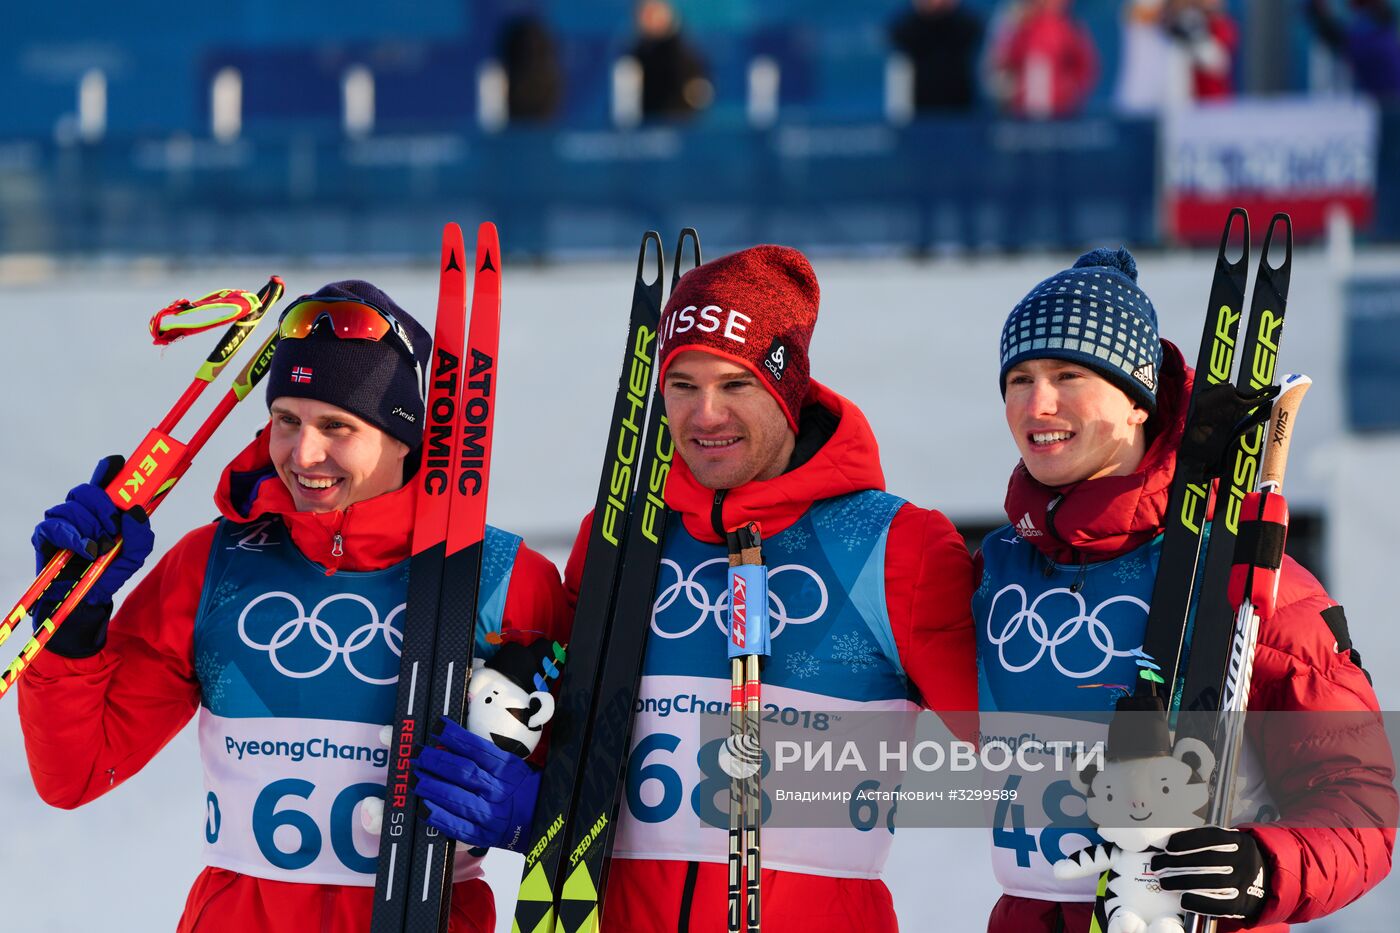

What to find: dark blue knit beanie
left=998, top=247, right=1162, bottom=412
left=265, top=280, right=431, bottom=448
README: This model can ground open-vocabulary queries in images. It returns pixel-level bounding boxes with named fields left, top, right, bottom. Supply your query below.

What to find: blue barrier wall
left=0, top=116, right=1158, bottom=258
left=9, top=1, right=1397, bottom=259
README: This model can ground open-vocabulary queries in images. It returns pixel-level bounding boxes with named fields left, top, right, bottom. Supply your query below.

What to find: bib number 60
left=252, top=779, right=383, bottom=873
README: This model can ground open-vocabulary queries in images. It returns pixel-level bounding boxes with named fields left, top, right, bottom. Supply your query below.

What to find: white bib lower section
left=612, top=674, right=918, bottom=879
left=981, top=713, right=1276, bottom=902
left=199, top=709, right=481, bottom=886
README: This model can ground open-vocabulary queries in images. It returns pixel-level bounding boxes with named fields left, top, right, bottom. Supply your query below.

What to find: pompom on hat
left=265, top=280, right=432, bottom=448
left=999, top=247, right=1163, bottom=412
left=657, top=245, right=820, bottom=431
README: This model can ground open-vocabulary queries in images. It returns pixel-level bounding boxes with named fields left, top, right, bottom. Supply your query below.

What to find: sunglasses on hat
left=279, top=297, right=426, bottom=393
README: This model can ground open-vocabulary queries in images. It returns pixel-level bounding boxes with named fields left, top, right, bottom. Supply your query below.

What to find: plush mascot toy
left=464, top=637, right=565, bottom=758
left=362, top=636, right=565, bottom=847
left=1053, top=695, right=1216, bottom=933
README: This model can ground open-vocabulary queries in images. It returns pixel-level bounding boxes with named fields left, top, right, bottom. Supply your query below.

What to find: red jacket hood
left=1004, top=340, right=1191, bottom=564
left=664, top=380, right=887, bottom=543
left=213, top=428, right=415, bottom=573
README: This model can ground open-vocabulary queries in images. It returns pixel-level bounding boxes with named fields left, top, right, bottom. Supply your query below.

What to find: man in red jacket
left=974, top=248, right=1395, bottom=931
left=581, top=245, right=976, bottom=930
left=422, top=244, right=978, bottom=930
left=19, top=280, right=568, bottom=932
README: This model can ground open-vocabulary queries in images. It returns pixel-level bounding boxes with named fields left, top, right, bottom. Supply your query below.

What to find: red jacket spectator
left=993, top=0, right=1100, bottom=117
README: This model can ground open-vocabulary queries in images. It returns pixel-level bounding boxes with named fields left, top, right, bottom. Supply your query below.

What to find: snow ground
left=1, top=249, right=1396, bottom=930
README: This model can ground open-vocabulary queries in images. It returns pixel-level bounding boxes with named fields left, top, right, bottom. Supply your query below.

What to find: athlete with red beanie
left=18, top=280, right=569, bottom=932
left=424, top=244, right=978, bottom=930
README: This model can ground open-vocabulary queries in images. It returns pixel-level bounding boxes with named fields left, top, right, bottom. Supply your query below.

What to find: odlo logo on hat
left=764, top=337, right=787, bottom=382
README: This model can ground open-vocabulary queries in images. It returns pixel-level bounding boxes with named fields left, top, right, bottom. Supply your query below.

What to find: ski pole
left=726, top=522, right=768, bottom=933
left=1185, top=373, right=1310, bottom=933
left=0, top=276, right=282, bottom=656
left=1, top=301, right=283, bottom=700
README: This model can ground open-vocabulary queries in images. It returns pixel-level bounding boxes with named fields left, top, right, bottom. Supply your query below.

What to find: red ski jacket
left=985, top=341, right=1396, bottom=932
left=18, top=430, right=569, bottom=933
left=561, top=381, right=977, bottom=933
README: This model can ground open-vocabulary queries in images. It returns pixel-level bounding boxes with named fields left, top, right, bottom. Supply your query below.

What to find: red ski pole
left=0, top=278, right=284, bottom=698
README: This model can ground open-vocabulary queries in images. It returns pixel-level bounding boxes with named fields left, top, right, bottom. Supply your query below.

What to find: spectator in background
left=889, top=0, right=986, bottom=113
left=1164, top=0, right=1238, bottom=101
left=990, top=0, right=1099, bottom=118
left=1115, top=0, right=1181, bottom=113
left=499, top=14, right=562, bottom=122
left=1307, top=0, right=1400, bottom=100
left=630, top=0, right=712, bottom=118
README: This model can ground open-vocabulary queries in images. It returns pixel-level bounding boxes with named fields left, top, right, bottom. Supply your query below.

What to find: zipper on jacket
left=323, top=507, right=352, bottom=576
left=1045, top=494, right=1066, bottom=543
left=710, top=489, right=728, bottom=540
left=677, top=860, right=699, bottom=933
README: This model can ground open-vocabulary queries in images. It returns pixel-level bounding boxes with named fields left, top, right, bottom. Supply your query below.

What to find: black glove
left=1177, top=382, right=1280, bottom=480
left=1151, top=826, right=1269, bottom=922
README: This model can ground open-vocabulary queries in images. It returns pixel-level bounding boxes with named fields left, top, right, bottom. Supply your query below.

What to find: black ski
left=553, top=229, right=701, bottom=933
left=402, top=222, right=503, bottom=931
left=1132, top=208, right=1251, bottom=702
left=371, top=224, right=470, bottom=933
left=511, top=231, right=669, bottom=933
left=372, top=222, right=504, bottom=933
left=1177, top=214, right=1292, bottom=720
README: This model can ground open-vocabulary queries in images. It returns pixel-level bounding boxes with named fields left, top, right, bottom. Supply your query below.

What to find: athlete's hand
left=1151, top=826, right=1269, bottom=922
left=29, top=456, right=155, bottom=656
left=413, top=716, right=540, bottom=853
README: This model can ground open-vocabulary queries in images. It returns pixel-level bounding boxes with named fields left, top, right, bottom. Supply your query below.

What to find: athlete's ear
left=1128, top=405, right=1149, bottom=426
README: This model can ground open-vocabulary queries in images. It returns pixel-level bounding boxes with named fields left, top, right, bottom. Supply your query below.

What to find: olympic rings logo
left=650, top=557, right=827, bottom=640
left=237, top=591, right=405, bottom=685
left=985, top=584, right=1148, bottom=679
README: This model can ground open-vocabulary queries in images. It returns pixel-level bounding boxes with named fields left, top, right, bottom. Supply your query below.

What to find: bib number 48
left=992, top=775, right=1098, bottom=868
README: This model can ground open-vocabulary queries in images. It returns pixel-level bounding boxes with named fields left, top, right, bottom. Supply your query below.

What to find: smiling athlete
left=973, top=248, right=1394, bottom=932
left=419, top=243, right=979, bottom=932
left=18, top=280, right=567, bottom=933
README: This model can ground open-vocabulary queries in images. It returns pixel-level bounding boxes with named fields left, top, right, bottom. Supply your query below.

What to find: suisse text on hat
left=661, top=304, right=753, bottom=344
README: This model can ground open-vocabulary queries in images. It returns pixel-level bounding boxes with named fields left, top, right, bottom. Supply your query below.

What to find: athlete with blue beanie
left=974, top=248, right=1394, bottom=932
left=19, top=281, right=569, bottom=933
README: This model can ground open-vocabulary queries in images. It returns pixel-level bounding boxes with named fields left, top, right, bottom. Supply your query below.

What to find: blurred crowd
left=889, top=0, right=1400, bottom=118
left=495, top=0, right=1400, bottom=124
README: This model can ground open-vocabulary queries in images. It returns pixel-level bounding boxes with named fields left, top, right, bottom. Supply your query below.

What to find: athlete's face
left=663, top=350, right=796, bottom=490
left=268, top=397, right=409, bottom=513
left=1003, top=359, right=1148, bottom=488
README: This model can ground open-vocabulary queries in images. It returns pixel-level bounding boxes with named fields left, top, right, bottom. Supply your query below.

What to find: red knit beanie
left=657, top=244, right=819, bottom=431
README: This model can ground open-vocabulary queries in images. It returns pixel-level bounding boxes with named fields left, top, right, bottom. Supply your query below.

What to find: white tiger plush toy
left=1052, top=697, right=1216, bottom=933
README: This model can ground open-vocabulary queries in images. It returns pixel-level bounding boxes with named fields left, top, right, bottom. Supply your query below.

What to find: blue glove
left=413, top=716, right=541, bottom=853
left=30, top=456, right=156, bottom=657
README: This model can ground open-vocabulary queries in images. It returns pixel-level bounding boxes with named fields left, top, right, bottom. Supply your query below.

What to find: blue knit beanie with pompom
left=998, top=247, right=1162, bottom=411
